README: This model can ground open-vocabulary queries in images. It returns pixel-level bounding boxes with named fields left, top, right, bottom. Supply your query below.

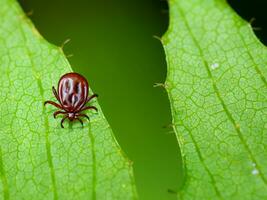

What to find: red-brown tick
left=44, top=72, right=98, bottom=128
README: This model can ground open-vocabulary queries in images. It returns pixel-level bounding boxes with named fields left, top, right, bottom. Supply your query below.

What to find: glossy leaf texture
left=162, top=0, right=267, bottom=199
left=0, top=0, right=137, bottom=199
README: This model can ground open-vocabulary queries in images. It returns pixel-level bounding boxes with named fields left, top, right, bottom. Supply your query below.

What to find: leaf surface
left=162, top=0, right=267, bottom=199
left=0, top=0, right=137, bottom=199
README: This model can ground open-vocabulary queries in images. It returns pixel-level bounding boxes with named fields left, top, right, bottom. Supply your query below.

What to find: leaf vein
left=88, top=123, right=96, bottom=200
left=237, top=27, right=267, bottom=87
left=176, top=2, right=267, bottom=186
left=168, top=4, right=225, bottom=198
left=184, top=126, right=223, bottom=199
left=19, top=25, right=59, bottom=198
left=0, top=147, right=10, bottom=200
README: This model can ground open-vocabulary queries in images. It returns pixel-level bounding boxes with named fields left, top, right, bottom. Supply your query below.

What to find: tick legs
left=57, top=112, right=93, bottom=128
left=76, top=114, right=90, bottom=121
left=86, top=94, right=98, bottom=104
left=70, top=114, right=90, bottom=127
left=76, top=118, right=84, bottom=126
left=61, top=115, right=68, bottom=128
left=77, top=94, right=98, bottom=112
left=60, top=115, right=89, bottom=128
left=44, top=100, right=62, bottom=109
left=80, top=106, right=98, bottom=112
left=52, top=86, right=60, bottom=102
left=53, top=111, right=66, bottom=118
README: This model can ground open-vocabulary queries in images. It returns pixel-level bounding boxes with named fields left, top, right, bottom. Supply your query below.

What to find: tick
left=44, top=72, right=98, bottom=128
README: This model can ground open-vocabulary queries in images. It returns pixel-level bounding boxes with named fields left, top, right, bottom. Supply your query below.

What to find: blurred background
left=19, top=0, right=182, bottom=199
left=18, top=0, right=267, bottom=199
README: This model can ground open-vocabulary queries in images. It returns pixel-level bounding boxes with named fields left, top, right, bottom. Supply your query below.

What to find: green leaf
left=0, top=0, right=137, bottom=199
left=162, top=0, right=267, bottom=199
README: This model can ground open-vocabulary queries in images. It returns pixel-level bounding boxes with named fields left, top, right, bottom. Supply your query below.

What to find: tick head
left=68, top=113, right=75, bottom=121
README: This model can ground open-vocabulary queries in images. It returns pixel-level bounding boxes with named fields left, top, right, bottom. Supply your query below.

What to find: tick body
left=44, top=72, right=98, bottom=128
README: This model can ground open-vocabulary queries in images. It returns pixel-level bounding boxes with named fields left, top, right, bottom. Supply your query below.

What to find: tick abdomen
left=58, top=74, right=88, bottom=111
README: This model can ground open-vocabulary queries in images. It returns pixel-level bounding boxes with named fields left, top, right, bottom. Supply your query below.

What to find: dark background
left=18, top=0, right=267, bottom=199
left=228, top=0, right=267, bottom=45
